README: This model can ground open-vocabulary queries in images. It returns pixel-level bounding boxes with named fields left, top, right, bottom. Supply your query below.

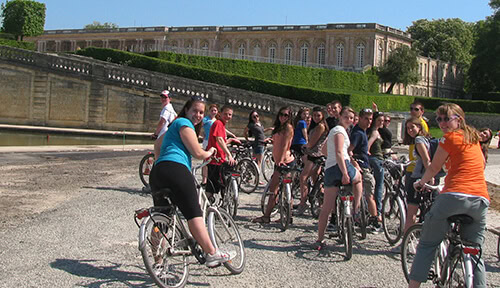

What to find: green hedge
left=76, top=47, right=500, bottom=114
left=0, top=32, right=16, bottom=40
left=0, top=39, right=35, bottom=50
left=144, top=51, right=379, bottom=93
left=470, top=92, right=500, bottom=102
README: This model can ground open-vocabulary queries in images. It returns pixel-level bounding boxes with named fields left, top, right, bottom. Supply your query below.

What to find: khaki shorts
left=361, top=167, right=375, bottom=198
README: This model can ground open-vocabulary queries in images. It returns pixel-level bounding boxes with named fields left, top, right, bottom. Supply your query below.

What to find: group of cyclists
left=146, top=89, right=491, bottom=287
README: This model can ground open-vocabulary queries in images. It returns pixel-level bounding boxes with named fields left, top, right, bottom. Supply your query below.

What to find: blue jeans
left=369, top=156, right=384, bottom=215
left=409, top=193, right=489, bottom=287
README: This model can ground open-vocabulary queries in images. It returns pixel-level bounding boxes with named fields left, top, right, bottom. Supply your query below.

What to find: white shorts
left=202, top=139, right=209, bottom=150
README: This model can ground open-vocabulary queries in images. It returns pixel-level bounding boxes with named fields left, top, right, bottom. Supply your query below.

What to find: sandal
left=251, top=216, right=271, bottom=223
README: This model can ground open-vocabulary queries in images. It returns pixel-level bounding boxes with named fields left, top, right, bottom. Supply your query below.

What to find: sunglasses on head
left=435, top=115, right=458, bottom=123
left=362, top=108, right=373, bottom=113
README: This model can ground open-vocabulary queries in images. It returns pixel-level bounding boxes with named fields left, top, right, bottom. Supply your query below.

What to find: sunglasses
left=160, top=96, right=168, bottom=99
left=361, top=108, right=373, bottom=113
left=252, top=114, right=259, bottom=119
left=410, top=107, right=421, bottom=112
left=435, top=115, right=459, bottom=123
left=279, top=112, right=290, bottom=118
left=384, top=119, right=391, bottom=122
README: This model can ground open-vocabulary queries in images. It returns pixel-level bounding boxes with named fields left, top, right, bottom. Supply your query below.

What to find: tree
left=468, top=0, right=500, bottom=92
left=407, top=18, right=474, bottom=70
left=84, top=21, right=118, bottom=30
left=377, top=45, right=419, bottom=94
left=1, top=0, right=45, bottom=41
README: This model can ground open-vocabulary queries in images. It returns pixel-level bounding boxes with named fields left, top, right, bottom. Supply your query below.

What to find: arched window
left=284, top=43, right=293, bottom=65
left=238, top=43, right=246, bottom=59
left=201, top=42, right=209, bottom=56
left=317, top=43, right=326, bottom=66
left=356, top=43, right=365, bottom=68
left=185, top=42, right=193, bottom=55
left=268, top=43, right=276, bottom=63
left=300, top=43, right=308, bottom=66
left=222, top=43, right=231, bottom=58
left=336, top=43, right=344, bottom=67
left=253, top=43, right=261, bottom=59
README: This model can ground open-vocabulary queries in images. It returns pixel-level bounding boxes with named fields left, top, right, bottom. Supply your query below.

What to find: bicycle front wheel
left=139, top=153, right=155, bottom=187
left=236, top=158, right=259, bottom=193
left=260, top=183, right=278, bottom=217
left=359, top=196, right=368, bottom=240
left=382, top=192, right=405, bottom=245
left=309, top=179, right=324, bottom=219
left=139, top=214, right=189, bottom=288
left=261, top=151, right=274, bottom=183
left=279, top=184, right=292, bottom=231
left=207, top=208, right=246, bottom=274
left=401, top=223, right=423, bottom=283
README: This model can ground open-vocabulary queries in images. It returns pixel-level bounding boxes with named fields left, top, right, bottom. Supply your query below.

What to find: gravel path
left=0, top=149, right=498, bottom=287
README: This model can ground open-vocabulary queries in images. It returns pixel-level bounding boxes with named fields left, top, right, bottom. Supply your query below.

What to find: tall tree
left=1, top=0, right=46, bottom=41
left=378, top=45, right=420, bottom=94
left=84, top=21, right=118, bottom=30
left=468, top=0, right=500, bottom=92
left=407, top=18, right=474, bottom=70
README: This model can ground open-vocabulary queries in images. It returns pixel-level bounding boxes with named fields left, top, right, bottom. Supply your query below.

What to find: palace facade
left=26, top=23, right=464, bottom=98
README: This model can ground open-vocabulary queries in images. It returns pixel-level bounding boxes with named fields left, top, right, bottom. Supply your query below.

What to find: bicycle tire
left=236, top=158, right=259, bottom=194
left=223, top=178, right=239, bottom=218
left=309, top=178, right=324, bottom=219
left=207, top=208, right=246, bottom=274
left=359, top=196, right=368, bottom=240
left=343, top=216, right=353, bottom=260
left=260, top=183, right=278, bottom=217
left=279, top=183, right=292, bottom=231
left=261, top=151, right=274, bottom=183
left=401, top=223, right=423, bottom=283
left=445, top=252, right=468, bottom=287
left=139, top=213, right=189, bottom=288
left=382, top=192, right=405, bottom=245
left=139, top=153, right=155, bottom=187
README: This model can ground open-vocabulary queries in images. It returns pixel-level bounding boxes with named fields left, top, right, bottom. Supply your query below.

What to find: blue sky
left=1, top=0, right=495, bottom=31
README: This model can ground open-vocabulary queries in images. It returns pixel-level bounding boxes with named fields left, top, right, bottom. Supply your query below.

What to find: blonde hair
left=436, top=103, right=479, bottom=144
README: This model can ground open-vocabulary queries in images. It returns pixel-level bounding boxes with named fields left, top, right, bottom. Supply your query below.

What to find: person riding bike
left=408, top=103, right=490, bottom=288
left=149, top=96, right=233, bottom=267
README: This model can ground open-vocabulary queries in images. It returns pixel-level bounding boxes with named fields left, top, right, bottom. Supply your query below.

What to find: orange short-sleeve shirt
left=440, top=131, right=489, bottom=201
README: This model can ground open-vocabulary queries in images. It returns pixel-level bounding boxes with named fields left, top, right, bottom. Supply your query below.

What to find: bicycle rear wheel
left=236, top=158, right=259, bottom=193
left=260, top=183, right=278, bottom=217
left=359, top=196, right=368, bottom=240
left=382, top=192, right=405, bottom=245
left=223, top=179, right=239, bottom=218
left=139, top=153, right=155, bottom=187
left=139, top=213, right=189, bottom=288
left=309, top=179, right=324, bottom=219
left=342, top=214, right=353, bottom=260
left=443, top=252, right=468, bottom=288
left=207, top=208, right=246, bottom=274
left=401, top=223, right=423, bottom=283
left=261, top=151, right=274, bottom=183
left=279, top=184, right=292, bottom=231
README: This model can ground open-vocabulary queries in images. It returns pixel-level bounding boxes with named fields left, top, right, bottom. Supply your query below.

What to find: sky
left=1, top=0, right=495, bottom=32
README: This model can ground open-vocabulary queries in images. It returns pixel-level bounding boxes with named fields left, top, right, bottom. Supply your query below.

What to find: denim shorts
left=252, top=144, right=264, bottom=155
left=324, top=160, right=358, bottom=188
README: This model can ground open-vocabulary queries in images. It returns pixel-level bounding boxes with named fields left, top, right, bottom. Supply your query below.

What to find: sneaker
left=370, top=221, right=383, bottom=234
left=205, top=249, right=236, bottom=268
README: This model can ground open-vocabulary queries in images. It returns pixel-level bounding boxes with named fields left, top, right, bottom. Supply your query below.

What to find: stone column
left=86, top=40, right=92, bottom=48
left=119, top=39, right=125, bottom=50
left=103, top=39, right=109, bottom=48
left=55, top=41, right=61, bottom=52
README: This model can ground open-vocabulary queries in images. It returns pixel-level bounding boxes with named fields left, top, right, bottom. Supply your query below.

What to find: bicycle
left=139, top=152, right=155, bottom=187
left=261, top=144, right=274, bottom=183
left=401, top=182, right=439, bottom=283
left=219, top=163, right=241, bottom=219
left=334, top=184, right=354, bottom=260
left=307, top=156, right=326, bottom=219
left=134, top=159, right=246, bottom=288
left=381, top=157, right=413, bottom=245
left=230, top=142, right=260, bottom=194
left=259, top=163, right=299, bottom=231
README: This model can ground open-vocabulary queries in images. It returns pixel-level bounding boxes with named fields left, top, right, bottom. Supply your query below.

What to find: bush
left=0, top=32, right=16, bottom=40
left=144, top=51, right=379, bottom=93
left=0, top=39, right=35, bottom=50
left=76, top=47, right=500, bottom=114
left=470, top=92, right=500, bottom=102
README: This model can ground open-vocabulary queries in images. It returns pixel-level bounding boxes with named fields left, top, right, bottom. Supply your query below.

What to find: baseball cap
left=160, top=90, right=170, bottom=98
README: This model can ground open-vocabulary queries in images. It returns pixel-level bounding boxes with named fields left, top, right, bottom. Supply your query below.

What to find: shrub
left=0, top=39, right=35, bottom=50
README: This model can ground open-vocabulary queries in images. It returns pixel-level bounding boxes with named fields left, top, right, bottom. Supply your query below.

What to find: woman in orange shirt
left=252, top=106, right=295, bottom=223
left=408, top=103, right=490, bottom=288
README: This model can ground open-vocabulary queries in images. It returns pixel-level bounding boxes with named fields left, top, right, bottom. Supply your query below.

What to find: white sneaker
left=205, top=249, right=236, bottom=268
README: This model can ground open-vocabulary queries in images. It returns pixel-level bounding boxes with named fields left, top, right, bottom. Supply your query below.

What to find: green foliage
left=377, top=46, right=419, bottom=94
left=84, top=21, right=119, bottom=30
left=144, top=51, right=379, bottom=93
left=0, top=32, right=15, bottom=39
left=468, top=6, right=500, bottom=92
left=1, top=0, right=46, bottom=41
left=470, top=92, right=500, bottom=101
left=0, top=38, right=35, bottom=49
left=75, top=47, right=500, bottom=114
left=408, top=18, right=474, bottom=70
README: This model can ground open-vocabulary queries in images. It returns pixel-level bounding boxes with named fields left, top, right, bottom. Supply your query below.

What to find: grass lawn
left=429, top=127, right=444, bottom=138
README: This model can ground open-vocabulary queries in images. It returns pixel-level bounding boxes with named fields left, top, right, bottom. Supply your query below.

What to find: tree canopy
left=0, top=0, right=45, bottom=41
left=377, top=45, right=420, bottom=94
left=468, top=0, right=500, bottom=92
left=84, top=21, right=118, bottom=30
left=407, top=18, right=474, bottom=70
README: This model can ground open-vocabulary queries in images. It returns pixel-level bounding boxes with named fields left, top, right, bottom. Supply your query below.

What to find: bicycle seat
left=152, top=188, right=175, bottom=202
left=448, top=214, right=473, bottom=225
left=276, top=163, right=297, bottom=173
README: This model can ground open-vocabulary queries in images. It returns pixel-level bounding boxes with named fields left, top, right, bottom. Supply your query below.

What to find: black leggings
left=150, top=161, right=202, bottom=220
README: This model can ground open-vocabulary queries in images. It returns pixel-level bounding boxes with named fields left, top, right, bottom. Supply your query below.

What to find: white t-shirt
left=325, top=125, right=350, bottom=169
left=158, top=103, right=177, bottom=137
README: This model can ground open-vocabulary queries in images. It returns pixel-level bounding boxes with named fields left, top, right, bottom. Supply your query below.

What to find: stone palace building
left=26, top=23, right=464, bottom=98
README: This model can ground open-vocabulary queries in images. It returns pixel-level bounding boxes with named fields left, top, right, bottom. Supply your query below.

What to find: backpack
left=415, top=137, right=445, bottom=178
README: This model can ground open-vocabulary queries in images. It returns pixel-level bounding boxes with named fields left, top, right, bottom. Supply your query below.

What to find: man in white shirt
left=153, top=90, right=177, bottom=159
